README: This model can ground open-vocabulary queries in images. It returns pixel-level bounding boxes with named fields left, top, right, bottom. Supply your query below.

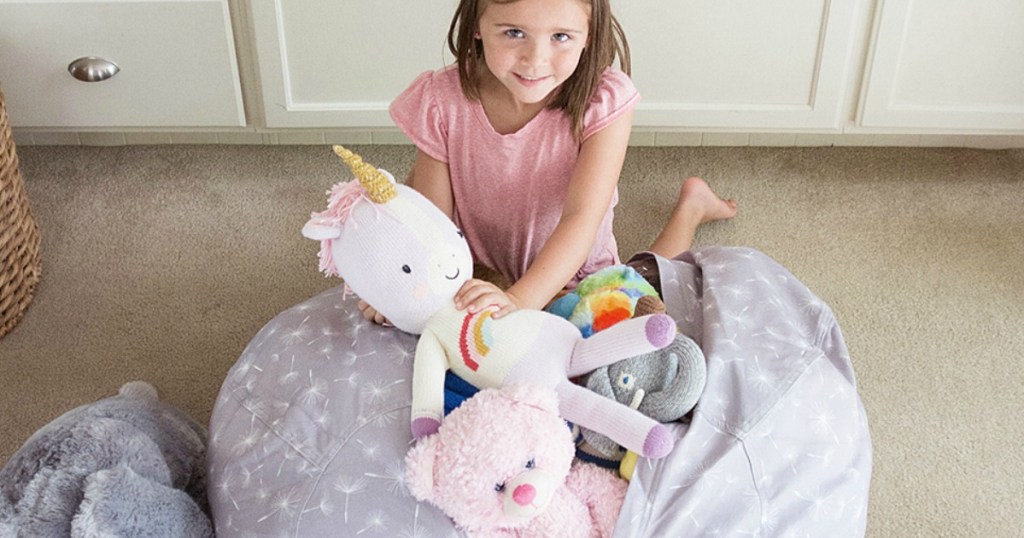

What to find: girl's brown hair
left=447, top=0, right=631, bottom=140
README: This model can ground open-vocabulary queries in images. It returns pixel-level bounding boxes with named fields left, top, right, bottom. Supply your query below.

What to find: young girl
left=359, top=0, right=736, bottom=324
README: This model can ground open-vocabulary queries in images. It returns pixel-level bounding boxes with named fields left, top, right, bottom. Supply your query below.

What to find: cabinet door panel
left=617, top=0, right=859, bottom=129
left=860, top=0, right=1024, bottom=130
left=252, top=0, right=456, bottom=127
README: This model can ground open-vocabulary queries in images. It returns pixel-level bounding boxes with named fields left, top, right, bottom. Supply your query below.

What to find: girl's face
left=476, top=0, right=590, bottom=106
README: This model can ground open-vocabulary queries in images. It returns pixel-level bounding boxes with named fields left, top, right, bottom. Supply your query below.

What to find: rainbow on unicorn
left=302, top=146, right=677, bottom=459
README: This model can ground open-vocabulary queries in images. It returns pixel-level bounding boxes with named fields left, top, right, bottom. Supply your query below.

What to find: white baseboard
left=11, top=127, right=1024, bottom=149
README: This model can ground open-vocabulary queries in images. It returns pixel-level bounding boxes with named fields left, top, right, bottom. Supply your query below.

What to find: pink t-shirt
left=389, top=65, right=640, bottom=287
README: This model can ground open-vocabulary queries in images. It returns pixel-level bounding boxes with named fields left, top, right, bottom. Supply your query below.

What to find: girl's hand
left=455, top=279, right=519, bottom=319
left=357, top=299, right=391, bottom=326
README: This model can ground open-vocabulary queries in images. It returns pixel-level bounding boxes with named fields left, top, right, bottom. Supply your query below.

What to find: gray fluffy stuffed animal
left=0, top=381, right=212, bottom=538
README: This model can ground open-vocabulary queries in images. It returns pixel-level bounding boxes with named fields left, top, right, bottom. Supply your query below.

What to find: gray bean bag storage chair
left=207, top=247, right=872, bottom=536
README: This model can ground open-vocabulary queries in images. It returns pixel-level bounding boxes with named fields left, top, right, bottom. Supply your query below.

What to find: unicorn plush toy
left=303, top=146, right=678, bottom=459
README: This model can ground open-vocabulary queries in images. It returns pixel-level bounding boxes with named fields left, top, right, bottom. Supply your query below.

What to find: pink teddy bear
left=405, top=384, right=628, bottom=537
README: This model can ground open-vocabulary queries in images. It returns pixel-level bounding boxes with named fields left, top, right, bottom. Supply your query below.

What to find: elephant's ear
left=639, top=336, right=708, bottom=422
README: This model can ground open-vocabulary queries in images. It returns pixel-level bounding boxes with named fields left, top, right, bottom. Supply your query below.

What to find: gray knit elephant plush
left=580, top=333, right=707, bottom=461
left=0, top=381, right=212, bottom=538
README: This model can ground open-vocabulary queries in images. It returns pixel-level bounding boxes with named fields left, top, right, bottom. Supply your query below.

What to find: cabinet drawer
left=0, top=0, right=245, bottom=128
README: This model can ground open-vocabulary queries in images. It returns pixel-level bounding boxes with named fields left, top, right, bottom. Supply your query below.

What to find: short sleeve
left=581, top=68, right=641, bottom=141
left=389, top=70, right=450, bottom=163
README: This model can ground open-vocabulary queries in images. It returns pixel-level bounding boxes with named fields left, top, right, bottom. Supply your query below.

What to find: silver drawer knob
left=67, top=57, right=120, bottom=82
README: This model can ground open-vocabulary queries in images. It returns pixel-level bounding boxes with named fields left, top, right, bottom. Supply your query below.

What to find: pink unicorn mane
left=312, top=180, right=372, bottom=277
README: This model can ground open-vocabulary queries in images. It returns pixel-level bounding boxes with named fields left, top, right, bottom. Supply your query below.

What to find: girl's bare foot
left=648, top=177, right=737, bottom=258
left=679, top=176, right=738, bottom=224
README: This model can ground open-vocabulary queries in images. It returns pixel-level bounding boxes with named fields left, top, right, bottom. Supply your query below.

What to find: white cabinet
left=6, top=0, right=1023, bottom=136
left=0, top=0, right=245, bottom=128
left=859, top=0, right=1024, bottom=131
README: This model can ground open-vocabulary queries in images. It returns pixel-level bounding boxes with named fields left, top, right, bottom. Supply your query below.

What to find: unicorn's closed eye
left=303, top=146, right=678, bottom=459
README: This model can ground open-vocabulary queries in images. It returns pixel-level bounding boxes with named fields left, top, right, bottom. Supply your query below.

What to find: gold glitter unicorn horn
left=333, top=145, right=397, bottom=203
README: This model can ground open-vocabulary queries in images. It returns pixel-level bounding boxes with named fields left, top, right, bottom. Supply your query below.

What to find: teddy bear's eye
left=494, top=482, right=506, bottom=493
left=525, top=458, right=535, bottom=469
left=616, top=373, right=636, bottom=390
left=401, top=264, right=412, bottom=274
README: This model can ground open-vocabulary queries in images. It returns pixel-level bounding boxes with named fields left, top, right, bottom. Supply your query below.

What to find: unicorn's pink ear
left=301, top=215, right=342, bottom=241
left=404, top=436, right=440, bottom=501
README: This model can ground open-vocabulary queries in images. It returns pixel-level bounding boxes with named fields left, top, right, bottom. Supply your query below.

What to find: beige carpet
left=2, top=144, right=1022, bottom=536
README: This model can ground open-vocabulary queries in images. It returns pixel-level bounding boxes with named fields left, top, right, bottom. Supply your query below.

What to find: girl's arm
left=406, top=149, right=455, bottom=220
left=504, top=110, right=634, bottom=311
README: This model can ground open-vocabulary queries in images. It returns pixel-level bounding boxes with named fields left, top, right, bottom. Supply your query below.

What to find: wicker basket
left=0, top=83, right=42, bottom=339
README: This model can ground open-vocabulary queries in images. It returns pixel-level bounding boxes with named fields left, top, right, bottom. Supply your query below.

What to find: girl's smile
left=514, top=73, right=552, bottom=87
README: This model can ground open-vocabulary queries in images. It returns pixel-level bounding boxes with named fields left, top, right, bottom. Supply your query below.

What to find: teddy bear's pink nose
left=512, top=483, right=536, bottom=506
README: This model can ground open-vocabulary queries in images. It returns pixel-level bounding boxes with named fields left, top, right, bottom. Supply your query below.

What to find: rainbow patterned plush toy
left=547, top=264, right=660, bottom=337
left=302, top=147, right=679, bottom=459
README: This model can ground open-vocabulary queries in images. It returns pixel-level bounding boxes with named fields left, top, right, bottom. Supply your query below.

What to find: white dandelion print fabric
left=207, top=247, right=871, bottom=537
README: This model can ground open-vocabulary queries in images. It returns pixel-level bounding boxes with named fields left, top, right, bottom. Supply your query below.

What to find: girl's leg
left=648, top=176, right=737, bottom=258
